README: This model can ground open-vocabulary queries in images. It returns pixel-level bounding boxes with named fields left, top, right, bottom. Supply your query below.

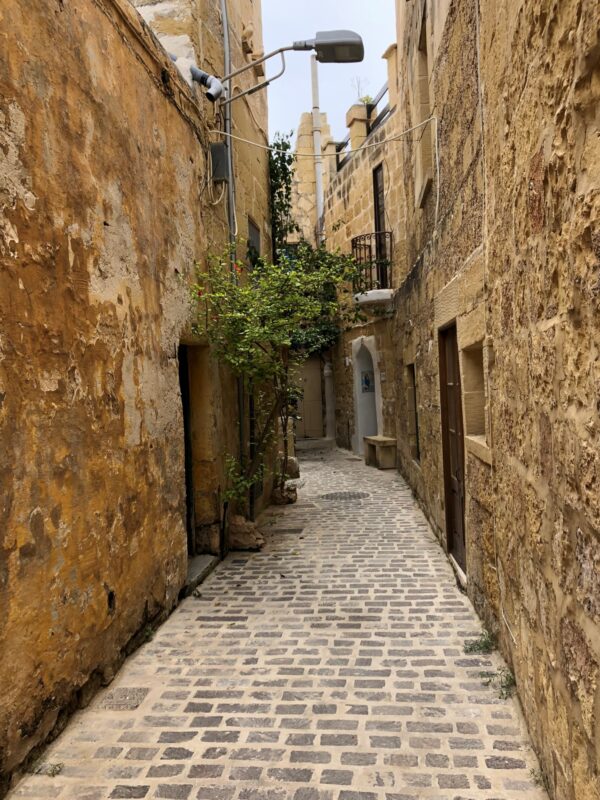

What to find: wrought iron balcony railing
left=367, top=82, right=391, bottom=135
left=351, top=231, right=393, bottom=292
left=335, top=82, right=392, bottom=172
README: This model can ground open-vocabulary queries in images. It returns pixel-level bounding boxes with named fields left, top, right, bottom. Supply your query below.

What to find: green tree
left=269, top=132, right=298, bottom=260
left=194, top=244, right=357, bottom=506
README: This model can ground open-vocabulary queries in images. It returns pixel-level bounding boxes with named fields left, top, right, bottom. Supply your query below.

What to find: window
left=462, top=342, right=486, bottom=439
left=373, top=164, right=386, bottom=235
left=372, top=164, right=390, bottom=288
left=247, top=217, right=261, bottom=268
left=415, top=8, right=433, bottom=207
left=407, top=363, right=421, bottom=462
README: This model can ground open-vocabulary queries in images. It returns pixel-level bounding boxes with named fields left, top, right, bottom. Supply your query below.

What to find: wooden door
left=297, top=357, right=323, bottom=439
left=439, top=325, right=466, bottom=571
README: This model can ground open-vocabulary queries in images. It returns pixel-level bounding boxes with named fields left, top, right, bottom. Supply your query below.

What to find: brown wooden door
left=439, top=325, right=466, bottom=571
left=296, top=357, right=324, bottom=439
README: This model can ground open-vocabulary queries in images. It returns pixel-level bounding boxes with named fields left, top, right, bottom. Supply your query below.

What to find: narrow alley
left=10, top=450, right=548, bottom=800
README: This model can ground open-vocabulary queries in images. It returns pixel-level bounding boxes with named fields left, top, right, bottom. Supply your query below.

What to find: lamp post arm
left=220, top=50, right=288, bottom=107
left=221, top=45, right=295, bottom=83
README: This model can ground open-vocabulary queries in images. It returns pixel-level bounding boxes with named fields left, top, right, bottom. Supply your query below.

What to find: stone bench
left=364, top=435, right=397, bottom=470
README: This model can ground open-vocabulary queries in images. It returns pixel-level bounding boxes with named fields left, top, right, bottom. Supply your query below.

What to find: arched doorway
left=353, top=341, right=379, bottom=454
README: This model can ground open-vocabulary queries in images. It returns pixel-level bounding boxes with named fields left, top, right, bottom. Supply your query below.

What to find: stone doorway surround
left=351, top=335, right=383, bottom=455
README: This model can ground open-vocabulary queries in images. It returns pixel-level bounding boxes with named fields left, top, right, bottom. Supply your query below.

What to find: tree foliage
left=193, top=245, right=358, bottom=501
left=269, top=132, right=298, bottom=260
left=193, top=132, right=362, bottom=512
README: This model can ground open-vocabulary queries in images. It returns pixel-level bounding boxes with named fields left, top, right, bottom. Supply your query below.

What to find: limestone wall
left=288, top=110, right=336, bottom=246
left=0, top=0, right=269, bottom=786
left=131, top=0, right=274, bottom=517
left=393, top=1, right=600, bottom=795
left=132, top=0, right=271, bottom=260
left=296, top=0, right=600, bottom=796
left=391, top=0, right=487, bottom=559
left=315, top=50, right=408, bottom=453
left=480, top=1, right=600, bottom=796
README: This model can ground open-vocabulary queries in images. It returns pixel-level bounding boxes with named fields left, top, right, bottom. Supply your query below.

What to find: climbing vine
left=193, top=132, right=363, bottom=513
left=269, top=131, right=298, bottom=259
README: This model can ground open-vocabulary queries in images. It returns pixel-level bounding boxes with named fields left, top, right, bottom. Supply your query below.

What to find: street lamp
left=214, top=30, right=364, bottom=247
left=179, top=30, right=364, bottom=106
left=219, top=29, right=364, bottom=106
left=170, top=29, right=364, bottom=255
left=176, top=28, right=364, bottom=248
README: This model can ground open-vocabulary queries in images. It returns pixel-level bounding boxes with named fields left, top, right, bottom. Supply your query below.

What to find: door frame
left=438, top=322, right=466, bottom=574
left=351, top=335, right=384, bottom=455
left=178, top=345, right=196, bottom=557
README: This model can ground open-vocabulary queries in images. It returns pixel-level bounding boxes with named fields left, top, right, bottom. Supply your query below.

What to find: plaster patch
left=0, top=102, right=37, bottom=256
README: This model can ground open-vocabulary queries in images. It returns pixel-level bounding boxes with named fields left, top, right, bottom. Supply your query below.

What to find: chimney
left=346, top=103, right=368, bottom=151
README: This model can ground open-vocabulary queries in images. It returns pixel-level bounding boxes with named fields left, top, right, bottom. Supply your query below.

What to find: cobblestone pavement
left=10, top=449, right=548, bottom=800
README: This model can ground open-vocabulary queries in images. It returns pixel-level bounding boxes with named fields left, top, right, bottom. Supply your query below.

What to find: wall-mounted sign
left=361, top=370, right=375, bottom=393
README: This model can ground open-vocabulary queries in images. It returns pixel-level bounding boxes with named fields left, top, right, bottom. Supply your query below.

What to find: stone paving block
left=8, top=451, right=549, bottom=800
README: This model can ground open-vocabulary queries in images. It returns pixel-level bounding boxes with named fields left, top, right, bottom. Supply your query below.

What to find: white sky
left=262, top=0, right=397, bottom=142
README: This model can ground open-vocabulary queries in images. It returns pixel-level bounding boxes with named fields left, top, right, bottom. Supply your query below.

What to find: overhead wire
left=209, top=116, right=436, bottom=157
left=209, top=116, right=440, bottom=229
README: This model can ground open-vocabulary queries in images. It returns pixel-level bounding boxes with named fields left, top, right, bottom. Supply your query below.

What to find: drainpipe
left=220, top=0, right=236, bottom=244
left=311, top=55, right=325, bottom=246
left=220, top=0, right=246, bottom=534
left=168, top=55, right=224, bottom=101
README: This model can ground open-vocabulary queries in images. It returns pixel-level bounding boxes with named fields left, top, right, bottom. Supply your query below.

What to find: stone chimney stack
left=346, top=104, right=369, bottom=151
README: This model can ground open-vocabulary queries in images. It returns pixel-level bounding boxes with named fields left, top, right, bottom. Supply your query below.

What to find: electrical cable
left=209, top=117, right=440, bottom=230
left=209, top=116, right=436, bottom=157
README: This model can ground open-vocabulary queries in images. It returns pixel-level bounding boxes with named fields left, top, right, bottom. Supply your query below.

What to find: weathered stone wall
left=296, top=0, right=600, bottom=796
left=0, top=0, right=269, bottom=787
left=131, top=0, right=274, bottom=517
left=393, top=0, right=600, bottom=795
left=480, top=1, right=600, bottom=797
left=132, top=0, right=271, bottom=266
left=392, top=0, right=488, bottom=562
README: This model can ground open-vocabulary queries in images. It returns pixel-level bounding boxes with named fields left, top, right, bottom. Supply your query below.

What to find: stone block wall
left=289, top=111, right=334, bottom=246
left=392, top=0, right=487, bottom=555
left=0, top=0, right=270, bottom=788
left=480, top=1, right=600, bottom=796
left=132, top=0, right=271, bottom=261
left=294, top=0, right=600, bottom=795
left=131, top=0, right=274, bottom=518
left=314, top=50, right=408, bottom=454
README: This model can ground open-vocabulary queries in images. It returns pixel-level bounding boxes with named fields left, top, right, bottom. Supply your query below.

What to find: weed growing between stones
left=479, top=666, right=516, bottom=698
left=530, top=767, right=551, bottom=791
left=28, top=762, right=64, bottom=777
left=142, top=624, right=154, bottom=642
left=463, top=629, right=496, bottom=654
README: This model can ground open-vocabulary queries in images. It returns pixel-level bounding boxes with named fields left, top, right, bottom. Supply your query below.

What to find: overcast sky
left=262, top=0, right=396, bottom=143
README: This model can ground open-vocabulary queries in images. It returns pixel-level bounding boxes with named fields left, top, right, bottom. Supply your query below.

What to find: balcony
left=367, top=82, right=392, bottom=136
left=352, top=231, right=393, bottom=289
left=351, top=231, right=394, bottom=310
